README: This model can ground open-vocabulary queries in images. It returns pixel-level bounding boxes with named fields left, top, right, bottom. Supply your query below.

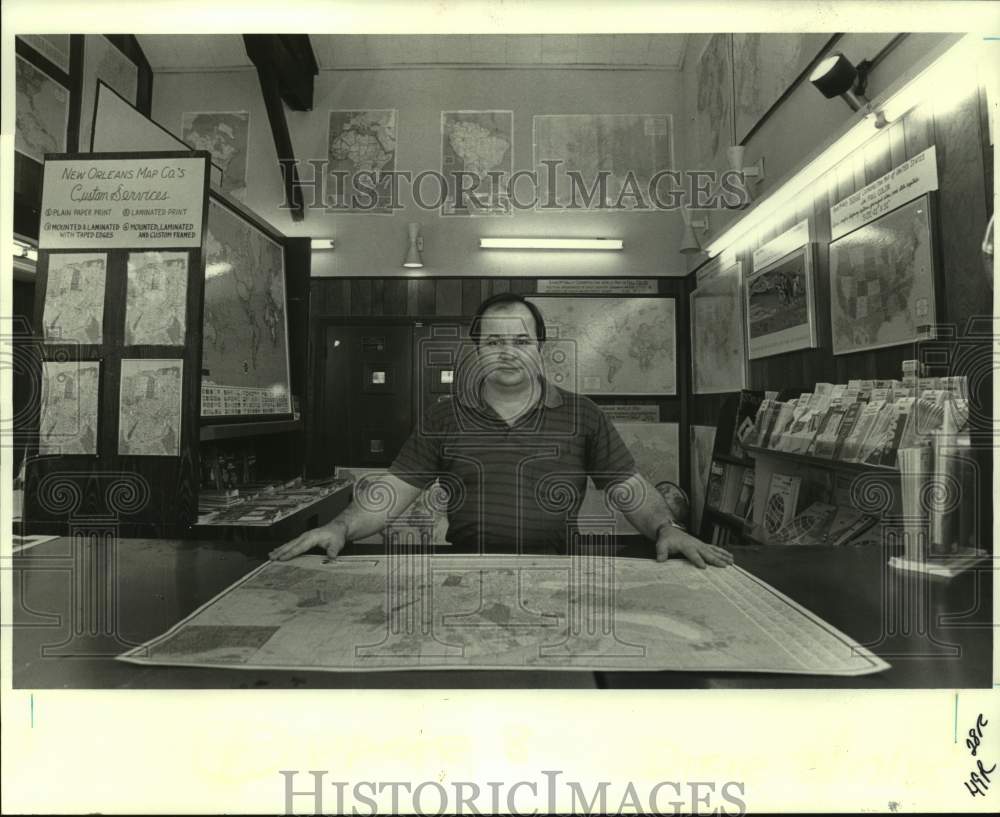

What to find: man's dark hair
left=469, top=292, right=547, bottom=348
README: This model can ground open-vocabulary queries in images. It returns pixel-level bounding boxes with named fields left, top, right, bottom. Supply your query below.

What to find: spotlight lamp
left=680, top=209, right=710, bottom=255
left=403, top=222, right=424, bottom=269
left=726, top=146, right=766, bottom=208
left=809, top=51, right=873, bottom=112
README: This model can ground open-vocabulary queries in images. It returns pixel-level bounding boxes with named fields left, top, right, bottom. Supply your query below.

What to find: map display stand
left=25, top=150, right=211, bottom=535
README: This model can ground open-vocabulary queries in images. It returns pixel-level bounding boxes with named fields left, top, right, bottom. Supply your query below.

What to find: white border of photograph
left=690, top=257, right=747, bottom=393
left=745, top=242, right=818, bottom=360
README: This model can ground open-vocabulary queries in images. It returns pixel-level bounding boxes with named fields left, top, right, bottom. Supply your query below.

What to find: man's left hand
left=655, top=525, right=734, bottom=568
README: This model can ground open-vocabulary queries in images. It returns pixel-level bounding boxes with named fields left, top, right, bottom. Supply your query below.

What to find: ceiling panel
left=136, top=34, right=687, bottom=72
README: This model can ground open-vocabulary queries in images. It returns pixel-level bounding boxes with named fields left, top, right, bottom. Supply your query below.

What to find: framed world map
left=829, top=194, right=938, bottom=355
left=526, top=296, right=676, bottom=395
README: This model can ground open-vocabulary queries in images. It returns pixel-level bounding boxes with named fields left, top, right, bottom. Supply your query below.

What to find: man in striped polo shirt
left=271, top=294, right=732, bottom=568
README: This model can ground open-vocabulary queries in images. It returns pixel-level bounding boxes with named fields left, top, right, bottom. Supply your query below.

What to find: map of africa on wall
left=441, top=110, right=513, bottom=216
left=118, top=359, right=183, bottom=456
left=692, top=34, right=735, bottom=179
left=829, top=195, right=937, bottom=355
left=202, top=200, right=291, bottom=416
left=527, top=296, right=676, bottom=395
left=690, top=425, right=717, bottom=535
left=182, top=111, right=250, bottom=200
left=327, top=109, right=397, bottom=214
left=15, top=54, right=69, bottom=164
left=42, top=253, right=107, bottom=344
left=39, top=361, right=100, bottom=456
left=125, top=251, right=188, bottom=345
left=690, top=257, right=746, bottom=393
left=732, top=33, right=831, bottom=143
left=80, top=35, right=138, bottom=152
left=532, top=114, right=673, bottom=211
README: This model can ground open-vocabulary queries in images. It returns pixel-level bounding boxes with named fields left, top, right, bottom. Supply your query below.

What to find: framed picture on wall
left=690, top=257, right=747, bottom=393
left=525, top=295, right=677, bottom=395
left=829, top=194, right=938, bottom=355
left=744, top=242, right=818, bottom=359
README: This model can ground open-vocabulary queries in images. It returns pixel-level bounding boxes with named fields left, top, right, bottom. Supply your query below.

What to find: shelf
left=742, top=444, right=899, bottom=475
left=713, top=452, right=755, bottom=468
left=705, top=506, right=751, bottom=528
left=200, top=419, right=303, bottom=441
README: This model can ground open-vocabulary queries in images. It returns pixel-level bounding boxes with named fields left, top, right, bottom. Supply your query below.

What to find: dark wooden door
left=318, top=322, right=414, bottom=470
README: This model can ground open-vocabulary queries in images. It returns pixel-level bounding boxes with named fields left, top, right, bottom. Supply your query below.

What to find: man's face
left=475, top=303, right=544, bottom=389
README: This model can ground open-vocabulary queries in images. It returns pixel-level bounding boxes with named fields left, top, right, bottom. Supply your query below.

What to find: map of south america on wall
left=327, top=109, right=397, bottom=213
left=533, top=114, right=673, bottom=211
left=527, top=297, right=676, bottom=395
left=732, top=34, right=830, bottom=143
left=441, top=110, right=513, bottom=215
left=202, top=200, right=291, bottom=415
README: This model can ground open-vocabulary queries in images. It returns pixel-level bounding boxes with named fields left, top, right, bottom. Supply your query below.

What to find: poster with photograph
left=42, top=253, right=107, bottom=344
left=125, top=251, right=189, bottom=345
left=745, top=243, right=817, bottom=359
left=118, top=359, right=183, bottom=456
left=38, top=361, right=100, bottom=455
left=829, top=195, right=937, bottom=355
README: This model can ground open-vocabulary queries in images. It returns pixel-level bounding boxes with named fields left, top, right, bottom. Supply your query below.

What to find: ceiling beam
left=243, top=35, right=318, bottom=221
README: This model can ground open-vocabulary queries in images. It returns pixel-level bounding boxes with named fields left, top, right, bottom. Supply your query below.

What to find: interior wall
left=151, top=65, right=689, bottom=277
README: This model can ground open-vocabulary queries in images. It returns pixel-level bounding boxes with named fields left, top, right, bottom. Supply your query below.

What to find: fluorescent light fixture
left=479, top=237, right=624, bottom=250
left=705, top=33, right=980, bottom=259
left=310, top=238, right=335, bottom=250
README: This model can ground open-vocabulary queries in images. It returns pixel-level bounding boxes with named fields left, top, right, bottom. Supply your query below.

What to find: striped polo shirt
left=389, top=378, right=638, bottom=553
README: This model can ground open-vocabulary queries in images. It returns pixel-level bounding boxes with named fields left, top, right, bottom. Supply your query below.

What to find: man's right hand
left=268, top=521, right=347, bottom=561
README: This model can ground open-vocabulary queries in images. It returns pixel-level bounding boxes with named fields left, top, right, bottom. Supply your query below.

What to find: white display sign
left=536, top=278, right=658, bottom=294
left=39, top=155, right=208, bottom=249
left=830, top=145, right=938, bottom=240
left=752, top=219, right=810, bottom=270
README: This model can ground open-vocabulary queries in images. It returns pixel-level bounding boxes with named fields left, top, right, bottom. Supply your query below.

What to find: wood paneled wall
left=691, top=79, right=993, bottom=429
left=309, top=276, right=693, bottom=494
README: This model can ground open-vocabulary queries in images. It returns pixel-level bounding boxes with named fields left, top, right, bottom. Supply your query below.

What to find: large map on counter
left=118, top=555, right=889, bottom=675
left=202, top=199, right=291, bottom=417
left=528, top=296, right=676, bottom=395
left=533, top=114, right=673, bottom=210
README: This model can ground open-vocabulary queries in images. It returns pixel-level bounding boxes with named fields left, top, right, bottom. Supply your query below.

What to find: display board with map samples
left=532, top=114, right=673, bottom=211
left=691, top=257, right=746, bottom=393
left=327, top=109, right=397, bottom=214
left=526, top=296, right=677, bottom=395
left=201, top=198, right=292, bottom=418
left=441, top=110, right=513, bottom=216
left=829, top=195, right=937, bottom=355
